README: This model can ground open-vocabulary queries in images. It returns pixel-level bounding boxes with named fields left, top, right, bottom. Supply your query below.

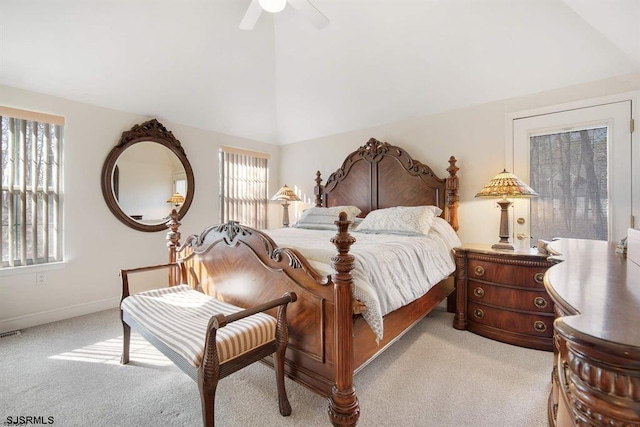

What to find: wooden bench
left=119, top=264, right=296, bottom=427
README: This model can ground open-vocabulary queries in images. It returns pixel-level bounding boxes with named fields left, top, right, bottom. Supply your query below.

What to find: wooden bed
left=167, top=138, right=460, bottom=426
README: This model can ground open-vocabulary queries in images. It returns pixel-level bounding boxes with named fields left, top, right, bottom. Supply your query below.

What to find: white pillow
left=294, top=206, right=362, bottom=230
left=350, top=216, right=364, bottom=230
left=354, top=205, right=442, bottom=236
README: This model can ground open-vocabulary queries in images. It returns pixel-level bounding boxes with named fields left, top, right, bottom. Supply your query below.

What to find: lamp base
left=281, top=201, right=290, bottom=228
left=493, top=198, right=514, bottom=251
left=491, top=242, right=515, bottom=251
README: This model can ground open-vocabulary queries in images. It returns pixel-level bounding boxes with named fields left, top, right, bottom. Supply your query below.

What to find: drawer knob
left=474, top=265, right=485, bottom=277
left=534, top=296, right=548, bottom=308
left=533, top=320, right=547, bottom=333
left=534, top=272, right=545, bottom=284
left=473, top=309, right=484, bottom=319
left=473, top=287, right=485, bottom=298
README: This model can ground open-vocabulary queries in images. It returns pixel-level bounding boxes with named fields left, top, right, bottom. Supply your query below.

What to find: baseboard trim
left=0, top=297, right=120, bottom=334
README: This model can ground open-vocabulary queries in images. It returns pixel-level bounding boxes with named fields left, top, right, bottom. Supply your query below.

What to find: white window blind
left=529, top=127, right=608, bottom=241
left=219, top=147, right=269, bottom=229
left=1, top=108, right=63, bottom=268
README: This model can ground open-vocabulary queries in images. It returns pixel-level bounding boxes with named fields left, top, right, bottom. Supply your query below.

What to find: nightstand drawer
left=467, top=281, right=554, bottom=313
left=467, top=301, right=554, bottom=338
left=467, top=259, right=546, bottom=289
left=454, top=245, right=554, bottom=351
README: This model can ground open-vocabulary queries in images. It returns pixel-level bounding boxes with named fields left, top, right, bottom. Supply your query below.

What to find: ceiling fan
left=239, top=0, right=329, bottom=31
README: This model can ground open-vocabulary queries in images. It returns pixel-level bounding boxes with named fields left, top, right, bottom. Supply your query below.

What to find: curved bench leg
left=275, top=299, right=292, bottom=417
left=275, top=341, right=291, bottom=416
left=198, top=376, right=218, bottom=427
left=121, top=316, right=130, bottom=365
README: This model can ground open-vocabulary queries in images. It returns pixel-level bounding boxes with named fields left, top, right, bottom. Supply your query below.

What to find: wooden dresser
left=545, top=238, right=640, bottom=426
left=453, top=244, right=554, bottom=351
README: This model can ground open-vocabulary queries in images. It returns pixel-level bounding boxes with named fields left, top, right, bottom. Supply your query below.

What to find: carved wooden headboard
left=313, top=138, right=459, bottom=230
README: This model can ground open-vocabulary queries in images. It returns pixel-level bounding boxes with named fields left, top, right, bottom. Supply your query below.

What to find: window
left=219, top=147, right=269, bottom=229
left=511, top=100, right=633, bottom=245
left=173, top=170, right=187, bottom=197
left=1, top=107, right=63, bottom=268
left=529, top=127, right=608, bottom=241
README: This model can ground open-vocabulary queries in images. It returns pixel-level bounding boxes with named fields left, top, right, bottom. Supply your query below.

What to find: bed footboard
left=169, top=214, right=361, bottom=427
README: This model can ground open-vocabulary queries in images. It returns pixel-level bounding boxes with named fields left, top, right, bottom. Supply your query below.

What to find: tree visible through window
left=529, top=127, right=608, bottom=241
left=1, top=108, right=63, bottom=268
left=219, top=147, right=269, bottom=229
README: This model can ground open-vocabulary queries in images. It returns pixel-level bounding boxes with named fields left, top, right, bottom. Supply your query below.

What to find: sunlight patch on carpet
left=49, top=333, right=172, bottom=366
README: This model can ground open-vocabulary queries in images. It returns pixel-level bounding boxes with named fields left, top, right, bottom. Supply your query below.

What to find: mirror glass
left=113, top=142, right=187, bottom=225
left=101, top=119, right=195, bottom=232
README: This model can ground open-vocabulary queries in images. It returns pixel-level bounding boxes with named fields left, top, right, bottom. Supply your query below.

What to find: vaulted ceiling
left=2, top=0, right=639, bottom=145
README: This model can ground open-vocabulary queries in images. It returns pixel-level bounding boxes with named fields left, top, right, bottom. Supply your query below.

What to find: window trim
left=0, top=260, right=67, bottom=278
left=220, top=145, right=271, bottom=160
left=505, top=91, right=638, bottom=168
left=506, top=92, right=638, bottom=244
left=0, top=107, right=65, bottom=126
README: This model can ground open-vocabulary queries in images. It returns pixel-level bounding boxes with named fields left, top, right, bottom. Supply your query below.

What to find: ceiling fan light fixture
left=258, top=0, right=287, bottom=13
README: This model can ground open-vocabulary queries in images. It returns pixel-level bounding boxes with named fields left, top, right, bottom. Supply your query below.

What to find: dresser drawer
left=467, top=259, right=547, bottom=289
left=467, top=301, right=554, bottom=338
left=467, top=281, right=554, bottom=313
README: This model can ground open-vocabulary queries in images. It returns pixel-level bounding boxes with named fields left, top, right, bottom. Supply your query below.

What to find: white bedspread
left=265, top=217, right=461, bottom=340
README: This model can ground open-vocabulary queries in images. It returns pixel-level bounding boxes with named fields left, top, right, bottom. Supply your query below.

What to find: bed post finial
left=446, top=156, right=460, bottom=232
left=314, top=171, right=324, bottom=207
left=166, top=209, right=181, bottom=286
left=328, top=212, right=360, bottom=427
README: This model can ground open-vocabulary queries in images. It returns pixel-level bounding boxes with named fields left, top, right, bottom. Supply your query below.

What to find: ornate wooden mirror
left=101, top=119, right=195, bottom=232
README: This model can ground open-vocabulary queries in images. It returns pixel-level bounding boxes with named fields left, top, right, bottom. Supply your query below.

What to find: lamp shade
left=475, top=170, right=538, bottom=198
left=166, top=192, right=185, bottom=205
left=271, top=184, right=301, bottom=202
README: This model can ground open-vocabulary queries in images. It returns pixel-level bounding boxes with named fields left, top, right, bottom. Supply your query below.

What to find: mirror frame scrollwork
left=101, top=119, right=195, bottom=232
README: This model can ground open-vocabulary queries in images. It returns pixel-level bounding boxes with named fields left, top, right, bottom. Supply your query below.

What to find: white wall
left=279, top=73, right=640, bottom=246
left=2, top=72, right=640, bottom=333
left=0, top=84, right=281, bottom=333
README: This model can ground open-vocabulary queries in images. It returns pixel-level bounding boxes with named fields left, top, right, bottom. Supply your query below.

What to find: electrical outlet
left=36, top=272, right=47, bottom=285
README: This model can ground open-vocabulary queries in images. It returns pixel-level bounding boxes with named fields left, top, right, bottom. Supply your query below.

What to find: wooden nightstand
left=452, top=244, right=554, bottom=351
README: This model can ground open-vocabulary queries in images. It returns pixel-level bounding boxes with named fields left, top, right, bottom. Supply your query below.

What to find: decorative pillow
left=294, top=206, right=362, bottom=230
left=350, top=216, right=364, bottom=230
left=354, top=205, right=442, bottom=236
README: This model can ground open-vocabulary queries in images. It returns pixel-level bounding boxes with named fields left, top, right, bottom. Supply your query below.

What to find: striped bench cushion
left=121, top=285, right=277, bottom=367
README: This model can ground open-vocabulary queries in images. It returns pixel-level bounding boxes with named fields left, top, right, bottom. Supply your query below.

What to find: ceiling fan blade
left=239, top=0, right=263, bottom=30
left=288, top=0, right=329, bottom=29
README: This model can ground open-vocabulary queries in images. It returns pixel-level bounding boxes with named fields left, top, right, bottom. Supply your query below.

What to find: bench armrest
left=213, top=292, right=298, bottom=329
left=201, top=292, right=297, bottom=377
left=120, top=262, right=185, bottom=300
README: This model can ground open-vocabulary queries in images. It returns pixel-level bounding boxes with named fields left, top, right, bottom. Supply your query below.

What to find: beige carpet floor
left=0, top=306, right=552, bottom=426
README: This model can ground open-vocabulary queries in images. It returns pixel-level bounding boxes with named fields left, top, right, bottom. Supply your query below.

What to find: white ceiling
left=1, top=0, right=639, bottom=145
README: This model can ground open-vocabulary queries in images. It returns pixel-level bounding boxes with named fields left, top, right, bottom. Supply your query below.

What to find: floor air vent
left=0, top=330, right=21, bottom=339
